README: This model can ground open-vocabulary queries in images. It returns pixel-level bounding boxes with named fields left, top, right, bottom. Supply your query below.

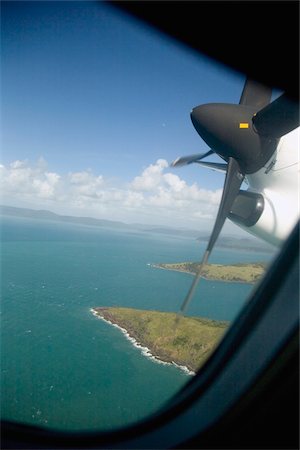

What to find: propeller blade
left=180, top=157, right=244, bottom=313
left=239, top=78, right=272, bottom=108
left=170, top=150, right=214, bottom=167
left=252, top=93, right=300, bottom=138
left=194, top=161, right=227, bottom=173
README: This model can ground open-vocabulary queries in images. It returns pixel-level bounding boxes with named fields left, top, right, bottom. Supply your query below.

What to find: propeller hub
left=191, top=103, right=277, bottom=174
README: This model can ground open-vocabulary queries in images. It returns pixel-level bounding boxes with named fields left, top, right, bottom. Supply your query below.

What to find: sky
left=1, top=1, right=249, bottom=233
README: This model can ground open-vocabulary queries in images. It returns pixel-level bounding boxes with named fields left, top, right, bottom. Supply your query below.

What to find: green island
left=92, top=307, right=228, bottom=373
left=92, top=263, right=266, bottom=372
left=153, top=262, right=266, bottom=284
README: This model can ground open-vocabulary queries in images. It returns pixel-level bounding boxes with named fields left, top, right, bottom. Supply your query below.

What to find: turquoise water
left=1, top=216, right=273, bottom=431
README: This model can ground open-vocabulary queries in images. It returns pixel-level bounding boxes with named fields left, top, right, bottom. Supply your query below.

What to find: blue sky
left=1, top=1, right=248, bottom=232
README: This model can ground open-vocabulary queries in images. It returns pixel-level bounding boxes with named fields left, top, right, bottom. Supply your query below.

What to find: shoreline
left=90, top=308, right=195, bottom=376
left=151, top=263, right=263, bottom=284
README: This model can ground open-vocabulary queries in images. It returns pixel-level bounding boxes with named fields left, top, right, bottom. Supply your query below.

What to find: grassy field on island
left=154, top=262, right=266, bottom=284
left=93, top=307, right=228, bottom=373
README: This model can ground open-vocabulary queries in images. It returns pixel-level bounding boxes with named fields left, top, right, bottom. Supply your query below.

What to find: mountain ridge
left=0, top=205, right=274, bottom=252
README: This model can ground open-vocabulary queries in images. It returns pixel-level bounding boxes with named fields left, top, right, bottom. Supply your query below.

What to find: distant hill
left=1, top=205, right=274, bottom=252
left=0, top=205, right=131, bottom=229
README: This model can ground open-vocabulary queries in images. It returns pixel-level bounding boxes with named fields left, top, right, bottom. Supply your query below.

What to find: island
left=91, top=307, right=228, bottom=374
left=153, top=262, right=266, bottom=284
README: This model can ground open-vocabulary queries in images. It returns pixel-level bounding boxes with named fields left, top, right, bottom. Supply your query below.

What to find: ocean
left=0, top=215, right=274, bottom=431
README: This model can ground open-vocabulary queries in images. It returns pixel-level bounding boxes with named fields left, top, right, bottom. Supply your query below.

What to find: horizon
left=1, top=205, right=276, bottom=249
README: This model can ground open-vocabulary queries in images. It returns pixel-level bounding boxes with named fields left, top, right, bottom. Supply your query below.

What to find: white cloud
left=0, top=158, right=223, bottom=229
left=67, top=170, right=104, bottom=198
left=131, top=159, right=169, bottom=191
left=1, top=160, right=61, bottom=200
left=130, top=159, right=222, bottom=222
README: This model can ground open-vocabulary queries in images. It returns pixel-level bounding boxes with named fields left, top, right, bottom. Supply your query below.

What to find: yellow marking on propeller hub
left=239, top=123, right=249, bottom=129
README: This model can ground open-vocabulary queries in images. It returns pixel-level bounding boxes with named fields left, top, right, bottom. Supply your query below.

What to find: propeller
left=180, top=157, right=244, bottom=313
left=252, top=92, right=300, bottom=138
left=171, top=149, right=214, bottom=167
left=172, top=78, right=299, bottom=314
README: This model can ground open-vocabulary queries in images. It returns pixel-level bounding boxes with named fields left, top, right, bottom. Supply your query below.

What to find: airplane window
left=1, top=1, right=297, bottom=434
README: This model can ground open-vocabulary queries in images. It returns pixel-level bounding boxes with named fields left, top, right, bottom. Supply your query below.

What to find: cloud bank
left=0, top=158, right=222, bottom=229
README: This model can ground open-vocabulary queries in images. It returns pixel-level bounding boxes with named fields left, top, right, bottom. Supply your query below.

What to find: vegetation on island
left=153, top=262, right=266, bottom=284
left=93, top=307, right=228, bottom=373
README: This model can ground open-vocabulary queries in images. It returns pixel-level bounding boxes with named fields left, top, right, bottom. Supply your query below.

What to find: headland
left=91, top=307, right=228, bottom=374
left=153, top=262, right=266, bottom=284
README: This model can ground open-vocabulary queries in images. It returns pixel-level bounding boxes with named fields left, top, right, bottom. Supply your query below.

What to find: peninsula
left=153, top=262, right=266, bottom=284
left=92, top=307, right=228, bottom=373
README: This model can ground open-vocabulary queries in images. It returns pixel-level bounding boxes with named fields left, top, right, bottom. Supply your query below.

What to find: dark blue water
left=1, top=215, right=273, bottom=431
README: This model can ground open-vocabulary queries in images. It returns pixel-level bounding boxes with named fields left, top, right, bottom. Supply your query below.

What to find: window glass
left=1, top=1, right=281, bottom=431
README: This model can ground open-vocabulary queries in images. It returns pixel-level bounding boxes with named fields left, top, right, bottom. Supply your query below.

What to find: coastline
left=151, top=262, right=265, bottom=284
left=90, top=308, right=195, bottom=376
